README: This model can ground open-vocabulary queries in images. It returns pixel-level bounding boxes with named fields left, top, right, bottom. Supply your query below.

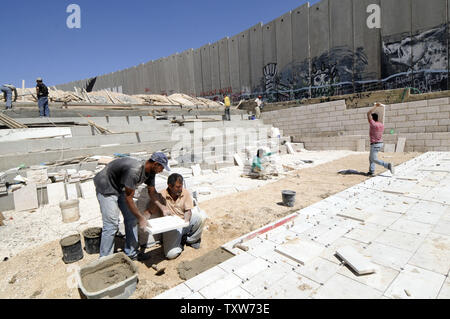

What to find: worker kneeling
left=146, top=173, right=206, bottom=260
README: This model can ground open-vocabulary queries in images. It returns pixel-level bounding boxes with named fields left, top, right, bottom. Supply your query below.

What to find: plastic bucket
left=282, top=190, right=296, bottom=207
left=60, top=232, right=84, bottom=264
left=60, top=199, right=80, bottom=223
left=83, top=227, right=102, bottom=255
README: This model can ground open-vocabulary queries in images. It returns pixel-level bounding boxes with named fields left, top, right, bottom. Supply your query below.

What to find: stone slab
left=295, top=257, right=342, bottom=285
left=240, top=263, right=290, bottom=296
left=364, top=242, right=414, bottom=271
left=336, top=246, right=377, bottom=275
left=147, top=216, right=189, bottom=235
left=233, top=154, right=244, bottom=167
left=219, top=286, right=253, bottom=299
left=384, top=265, right=446, bottom=299
left=384, top=144, right=396, bottom=153
left=13, top=183, right=38, bottom=212
left=432, top=220, right=450, bottom=236
left=437, top=277, right=450, bottom=299
left=153, top=283, right=192, bottom=299
left=337, top=208, right=372, bottom=222
left=312, top=273, right=382, bottom=299
left=285, top=142, right=295, bottom=154
left=316, top=226, right=350, bottom=246
left=408, top=233, right=450, bottom=275
left=396, top=138, right=406, bottom=153
left=46, top=182, right=66, bottom=206
left=191, top=164, right=201, bottom=177
left=275, top=238, right=324, bottom=265
left=233, top=257, right=271, bottom=281
left=80, top=181, right=96, bottom=199
left=356, top=139, right=365, bottom=152
left=66, top=183, right=78, bottom=200
left=374, top=229, right=425, bottom=253
left=388, top=218, right=433, bottom=236
left=184, top=266, right=229, bottom=292
left=198, top=273, right=243, bottom=299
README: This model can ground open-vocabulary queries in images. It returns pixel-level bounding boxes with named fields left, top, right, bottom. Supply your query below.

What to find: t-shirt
left=255, top=98, right=262, bottom=107
left=224, top=96, right=231, bottom=108
left=36, top=83, right=48, bottom=98
left=369, top=119, right=384, bottom=144
left=159, top=188, right=194, bottom=219
left=252, top=152, right=273, bottom=170
left=93, top=157, right=155, bottom=196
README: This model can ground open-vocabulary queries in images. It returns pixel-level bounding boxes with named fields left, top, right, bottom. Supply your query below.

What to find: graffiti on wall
left=381, top=23, right=448, bottom=92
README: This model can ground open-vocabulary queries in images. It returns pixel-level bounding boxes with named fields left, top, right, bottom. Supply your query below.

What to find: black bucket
left=282, top=190, right=296, bottom=207
left=60, top=233, right=84, bottom=264
left=83, top=227, right=102, bottom=255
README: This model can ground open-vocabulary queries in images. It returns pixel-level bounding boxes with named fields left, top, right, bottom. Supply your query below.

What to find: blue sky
left=0, top=0, right=318, bottom=88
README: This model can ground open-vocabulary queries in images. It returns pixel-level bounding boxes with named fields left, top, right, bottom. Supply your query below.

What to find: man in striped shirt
left=367, top=103, right=395, bottom=176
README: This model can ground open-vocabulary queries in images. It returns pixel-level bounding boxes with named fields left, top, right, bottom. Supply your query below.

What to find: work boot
left=366, top=171, right=374, bottom=177
left=388, top=163, right=395, bottom=175
left=187, top=238, right=202, bottom=250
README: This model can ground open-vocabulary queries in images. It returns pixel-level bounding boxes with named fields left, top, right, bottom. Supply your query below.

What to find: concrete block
left=356, top=139, right=365, bottom=152
left=47, top=182, right=66, bottom=206
left=191, top=164, right=201, bottom=177
left=275, top=238, right=324, bottom=265
left=65, top=183, right=78, bottom=200
left=312, top=273, right=382, bottom=299
left=384, top=265, right=445, bottom=299
left=233, top=154, right=244, bottom=167
left=80, top=180, right=96, bottom=199
left=13, top=183, right=39, bottom=212
left=336, top=246, right=377, bottom=275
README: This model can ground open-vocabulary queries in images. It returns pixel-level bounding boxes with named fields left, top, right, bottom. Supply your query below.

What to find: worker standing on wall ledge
left=94, top=152, right=171, bottom=261
left=0, top=84, right=18, bottom=110
left=36, top=77, right=50, bottom=118
left=254, top=95, right=263, bottom=119
left=224, top=94, right=231, bottom=121
left=367, top=103, right=395, bottom=177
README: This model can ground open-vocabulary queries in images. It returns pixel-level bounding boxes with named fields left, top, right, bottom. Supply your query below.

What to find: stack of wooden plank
left=0, top=113, right=28, bottom=129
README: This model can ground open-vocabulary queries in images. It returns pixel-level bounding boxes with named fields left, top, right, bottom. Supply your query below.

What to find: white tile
left=408, top=233, right=450, bottom=275
left=336, top=246, right=377, bottom=275
left=312, top=273, right=382, bottom=299
left=240, top=263, right=291, bottom=296
left=437, top=277, right=450, bottom=299
left=80, top=180, right=96, bottom=199
left=255, top=271, right=320, bottom=299
left=153, top=283, right=192, bottom=299
left=366, top=210, right=401, bottom=227
left=199, top=273, right=243, bottom=299
left=374, top=229, right=425, bottom=253
left=184, top=292, right=205, bottom=299
left=295, top=257, right=342, bottom=284
left=384, top=265, right=446, bottom=299
left=388, top=218, right=433, bottom=236
left=433, top=220, right=450, bottom=236
left=320, top=237, right=366, bottom=264
left=13, top=183, right=38, bottom=212
left=47, top=182, right=66, bottom=205
left=364, top=242, right=414, bottom=271
left=218, top=253, right=256, bottom=274
left=404, top=201, right=446, bottom=225
left=289, top=221, right=315, bottom=235
left=219, top=286, right=253, bottom=299
left=338, top=262, right=399, bottom=293
left=302, top=224, right=331, bottom=240
left=344, top=223, right=385, bottom=244
left=233, top=258, right=271, bottom=280
left=184, top=266, right=229, bottom=292
left=337, top=208, right=372, bottom=222
left=275, top=238, right=324, bottom=266
left=316, top=226, right=350, bottom=246
left=147, top=216, right=189, bottom=235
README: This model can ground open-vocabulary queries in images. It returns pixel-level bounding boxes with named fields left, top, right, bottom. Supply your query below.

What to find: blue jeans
left=225, top=108, right=231, bottom=121
left=163, top=208, right=207, bottom=260
left=97, top=192, right=139, bottom=259
left=1, top=86, right=12, bottom=109
left=369, top=142, right=389, bottom=173
left=38, top=97, right=50, bottom=117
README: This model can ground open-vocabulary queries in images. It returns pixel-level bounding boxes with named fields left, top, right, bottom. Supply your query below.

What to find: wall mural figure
left=382, top=23, right=448, bottom=92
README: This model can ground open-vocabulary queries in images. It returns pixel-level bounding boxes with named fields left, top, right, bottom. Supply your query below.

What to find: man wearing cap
left=94, top=152, right=171, bottom=260
left=36, top=77, right=50, bottom=117
left=0, top=84, right=17, bottom=110
left=224, top=94, right=231, bottom=121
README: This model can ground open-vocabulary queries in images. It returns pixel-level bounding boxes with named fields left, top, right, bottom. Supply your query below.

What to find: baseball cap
left=150, top=152, right=170, bottom=171
left=36, top=77, right=43, bottom=82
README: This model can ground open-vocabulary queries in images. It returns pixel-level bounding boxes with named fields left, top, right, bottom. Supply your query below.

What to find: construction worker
left=36, top=77, right=50, bottom=117
left=143, top=173, right=206, bottom=260
left=254, top=95, right=263, bottom=119
left=94, top=152, right=171, bottom=261
left=367, top=103, right=395, bottom=176
left=0, top=84, right=18, bottom=110
left=251, top=148, right=274, bottom=177
left=224, top=94, right=231, bottom=121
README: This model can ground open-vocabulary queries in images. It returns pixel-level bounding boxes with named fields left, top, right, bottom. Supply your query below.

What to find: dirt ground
left=0, top=152, right=420, bottom=299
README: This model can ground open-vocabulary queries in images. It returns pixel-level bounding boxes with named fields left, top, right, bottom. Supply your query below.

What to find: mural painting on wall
left=381, top=23, right=448, bottom=92
left=256, top=46, right=369, bottom=101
